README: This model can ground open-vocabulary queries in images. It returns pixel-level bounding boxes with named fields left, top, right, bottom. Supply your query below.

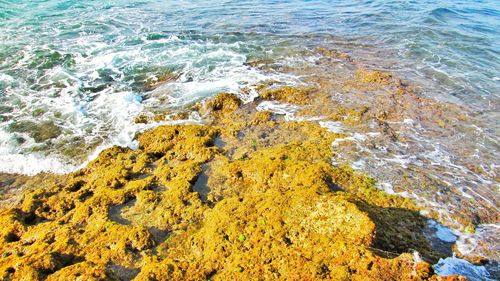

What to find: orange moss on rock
left=200, top=92, right=241, bottom=117
left=133, top=111, right=191, bottom=124
left=0, top=92, right=455, bottom=280
left=354, top=69, right=393, bottom=85
left=259, top=86, right=316, bottom=105
left=342, top=68, right=406, bottom=95
left=46, top=262, right=118, bottom=281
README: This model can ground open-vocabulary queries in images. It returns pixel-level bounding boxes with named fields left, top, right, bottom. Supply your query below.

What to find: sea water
left=0, top=1, right=499, bottom=278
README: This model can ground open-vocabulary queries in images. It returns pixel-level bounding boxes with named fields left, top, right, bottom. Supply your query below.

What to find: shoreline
left=1, top=1, right=499, bottom=279
left=0, top=66, right=496, bottom=279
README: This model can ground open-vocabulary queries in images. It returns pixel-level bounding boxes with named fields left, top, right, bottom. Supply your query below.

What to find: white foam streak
left=319, top=121, right=344, bottom=133
left=256, top=101, right=300, bottom=121
left=0, top=154, right=76, bottom=175
left=0, top=33, right=302, bottom=175
left=455, top=223, right=500, bottom=259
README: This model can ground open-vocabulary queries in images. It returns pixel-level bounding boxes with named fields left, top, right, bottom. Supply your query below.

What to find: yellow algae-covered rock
left=45, top=261, right=118, bottom=281
left=250, top=110, right=273, bottom=125
left=199, top=92, right=242, bottom=117
left=137, top=124, right=218, bottom=160
left=354, top=69, right=393, bottom=85
left=259, top=86, right=316, bottom=105
left=342, top=68, right=403, bottom=94
left=0, top=92, right=448, bottom=280
left=0, top=124, right=221, bottom=280
left=182, top=191, right=375, bottom=279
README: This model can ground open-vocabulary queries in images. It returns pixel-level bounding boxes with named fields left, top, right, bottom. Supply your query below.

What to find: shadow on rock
left=356, top=202, right=451, bottom=264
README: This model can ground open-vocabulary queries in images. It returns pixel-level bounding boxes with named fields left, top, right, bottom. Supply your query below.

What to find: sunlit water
left=0, top=1, right=499, bottom=278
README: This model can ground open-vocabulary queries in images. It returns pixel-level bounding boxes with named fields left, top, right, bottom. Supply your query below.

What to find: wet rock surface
left=250, top=51, right=499, bottom=267
left=0, top=89, right=476, bottom=280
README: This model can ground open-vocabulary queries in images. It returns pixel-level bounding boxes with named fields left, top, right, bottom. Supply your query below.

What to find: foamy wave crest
left=0, top=153, right=76, bottom=176
left=0, top=32, right=299, bottom=175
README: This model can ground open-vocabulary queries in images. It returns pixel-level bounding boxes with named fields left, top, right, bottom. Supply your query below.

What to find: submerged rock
left=8, top=120, right=62, bottom=143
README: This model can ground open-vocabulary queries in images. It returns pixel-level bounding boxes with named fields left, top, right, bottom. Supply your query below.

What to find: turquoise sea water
left=0, top=0, right=498, bottom=170
left=1, top=0, right=499, bottom=172
left=0, top=1, right=499, bottom=279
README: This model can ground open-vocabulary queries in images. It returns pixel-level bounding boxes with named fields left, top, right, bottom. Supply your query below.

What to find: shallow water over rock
left=0, top=1, right=498, bottom=279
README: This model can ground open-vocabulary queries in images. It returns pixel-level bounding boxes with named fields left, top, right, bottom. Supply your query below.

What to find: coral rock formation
left=0, top=91, right=463, bottom=280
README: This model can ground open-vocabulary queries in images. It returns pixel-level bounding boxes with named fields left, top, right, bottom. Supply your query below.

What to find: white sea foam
left=0, top=154, right=75, bottom=175
left=0, top=127, right=74, bottom=175
left=0, top=73, right=14, bottom=83
left=377, top=182, right=396, bottom=195
left=319, top=121, right=344, bottom=133
left=256, top=101, right=300, bottom=121
left=351, top=159, right=366, bottom=170
left=0, top=33, right=300, bottom=175
left=455, top=223, right=500, bottom=258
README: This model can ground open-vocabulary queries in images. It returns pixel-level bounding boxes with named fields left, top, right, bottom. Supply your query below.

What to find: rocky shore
left=0, top=66, right=477, bottom=280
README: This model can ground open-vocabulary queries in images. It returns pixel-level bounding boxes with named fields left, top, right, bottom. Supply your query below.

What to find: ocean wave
left=0, top=31, right=299, bottom=174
